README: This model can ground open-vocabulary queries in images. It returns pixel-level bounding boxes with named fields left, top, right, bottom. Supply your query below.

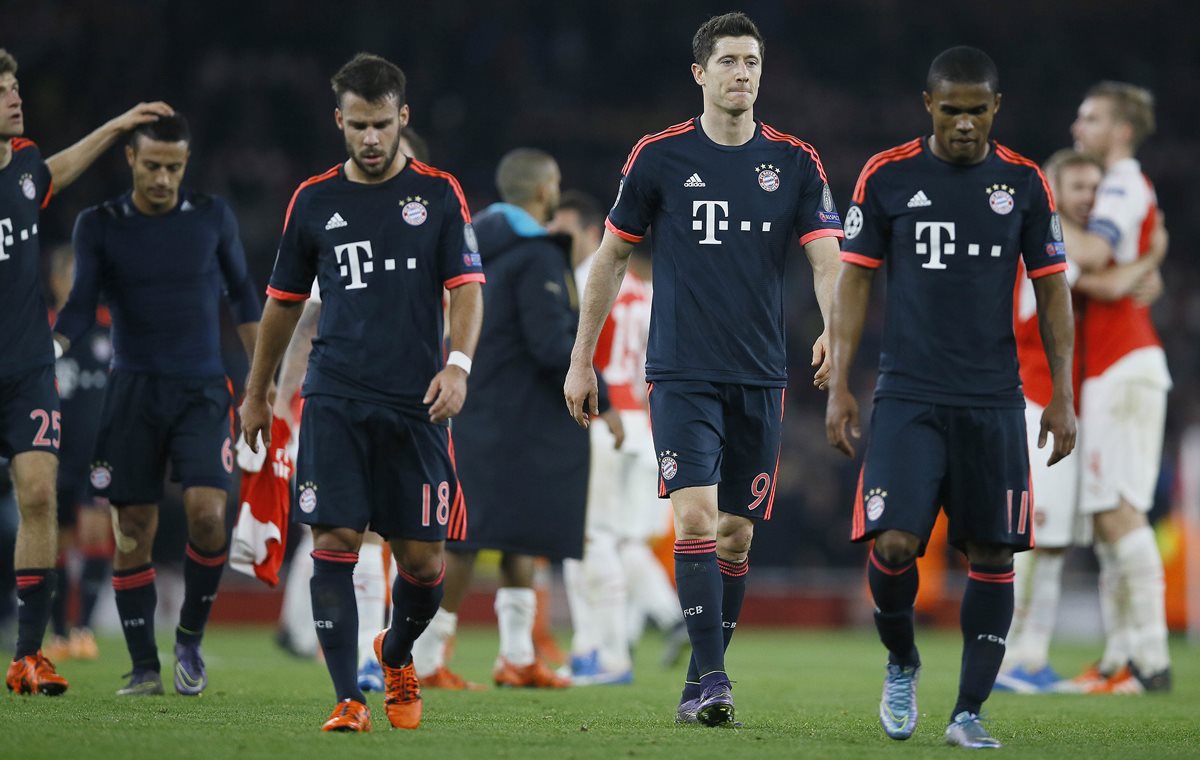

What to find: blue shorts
left=646, top=380, right=785, bottom=520
left=294, top=394, right=466, bottom=542
left=0, top=365, right=61, bottom=459
left=91, top=372, right=234, bottom=506
left=851, top=398, right=1033, bottom=554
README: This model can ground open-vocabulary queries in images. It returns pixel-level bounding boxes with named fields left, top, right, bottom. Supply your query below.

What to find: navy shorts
left=294, top=394, right=466, bottom=542
left=91, top=372, right=234, bottom=506
left=850, top=398, right=1033, bottom=554
left=646, top=380, right=785, bottom=520
left=0, top=365, right=61, bottom=459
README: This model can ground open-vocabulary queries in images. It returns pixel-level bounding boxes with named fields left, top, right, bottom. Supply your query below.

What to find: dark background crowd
left=8, top=0, right=1197, bottom=569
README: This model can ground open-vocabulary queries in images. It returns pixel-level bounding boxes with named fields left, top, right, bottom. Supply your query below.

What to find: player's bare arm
left=804, top=235, right=842, bottom=389
left=1059, top=218, right=1114, bottom=273
left=1031, top=272, right=1077, bottom=466
left=825, top=263, right=874, bottom=458
left=45, top=101, right=174, bottom=192
left=240, top=297, right=305, bottom=451
left=564, top=230, right=634, bottom=427
left=271, top=301, right=321, bottom=423
left=425, top=280, right=482, bottom=423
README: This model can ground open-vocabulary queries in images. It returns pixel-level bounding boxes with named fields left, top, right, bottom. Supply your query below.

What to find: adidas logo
left=906, top=190, right=932, bottom=208
left=684, top=173, right=706, bottom=188
left=325, top=212, right=348, bottom=230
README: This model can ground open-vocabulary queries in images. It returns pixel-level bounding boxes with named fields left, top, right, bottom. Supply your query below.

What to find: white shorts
left=1024, top=400, right=1087, bottom=547
left=586, top=409, right=671, bottom=542
left=1080, top=349, right=1170, bottom=515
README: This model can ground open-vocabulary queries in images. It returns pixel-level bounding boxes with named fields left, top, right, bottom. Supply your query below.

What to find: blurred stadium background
left=4, top=0, right=1199, bottom=644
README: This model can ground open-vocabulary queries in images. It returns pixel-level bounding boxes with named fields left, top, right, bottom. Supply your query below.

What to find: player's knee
left=399, top=544, right=445, bottom=583
left=15, top=478, right=55, bottom=518
left=966, top=542, right=1013, bottom=566
left=873, top=531, right=919, bottom=565
left=674, top=507, right=717, bottom=540
left=716, top=520, right=754, bottom=560
left=186, top=510, right=226, bottom=551
left=114, top=510, right=156, bottom=553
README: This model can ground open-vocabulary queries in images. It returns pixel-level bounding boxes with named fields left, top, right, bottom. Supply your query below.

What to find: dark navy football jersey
left=55, top=191, right=261, bottom=377
left=267, top=159, right=485, bottom=415
left=606, top=118, right=844, bottom=387
left=840, top=138, right=1068, bottom=408
left=0, top=139, right=55, bottom=376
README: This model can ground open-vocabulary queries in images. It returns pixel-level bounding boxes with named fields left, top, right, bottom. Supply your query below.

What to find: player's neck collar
left=695, top=114, right=759, bottom=149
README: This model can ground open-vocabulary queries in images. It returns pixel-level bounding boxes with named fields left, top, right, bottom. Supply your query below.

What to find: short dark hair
left=557, top=190, right=604, bottom=230
left=399, top=126, right=430, bottom=163
left=926, top=46, right=999, bottom=93
left=693, top=12, right=764, bottom=67
left=129, top=113, right=191, bottom=150
left=331, top=53, right=406, bottom=106
left=495, top=148, right=557, bottom=205
left=0, top=49, right=16, bottom=77
left=1086, top=81, right=1156, bottom=149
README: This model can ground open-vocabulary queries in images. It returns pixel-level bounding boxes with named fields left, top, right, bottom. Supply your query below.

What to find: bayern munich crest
left=298, top=483, right=318, bottom=514
left=986, top=183, right=1015, bottom=215
left=90, top=463, right=112, bottom=490
left=755, top=163, right=780, bottom=192
left=865, top=487, right=887, bottom=521
left=19, top=172, right=36, bottom=201
left=659, top=450, right=679, bottom=481
left=401, top=196, right=428, bottom=226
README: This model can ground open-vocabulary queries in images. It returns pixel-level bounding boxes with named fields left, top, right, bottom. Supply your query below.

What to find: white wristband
left=53, top=340, right=64, bottom=359
left=447, top=351, right=472, bottom=375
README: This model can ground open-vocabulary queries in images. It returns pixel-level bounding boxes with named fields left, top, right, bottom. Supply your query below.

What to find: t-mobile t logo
left=0, top=218, right=12, bottom=261
left=693, top=200, right=729, bottom=245
left=915, top=222, right=1002, bottom=270
left=334, top=240, right=375, bottom=289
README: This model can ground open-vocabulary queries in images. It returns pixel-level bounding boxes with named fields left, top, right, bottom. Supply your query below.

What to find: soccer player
left=552, top=190, right=682, bottom=684
left=45, top=245, right=113, bottom=663
left=1062, top=82, right=1172, bottom=692
left=53, top=113, right=260, bottom=696
left=1, top=47, right=171, bottom=695
left=565, top=13, right=844, bottom=726
left=825, top=47, right=1077, bottom=748
left=240, top=53, right=483, bottom=732
left=999, top=149, right=1166, bottom=694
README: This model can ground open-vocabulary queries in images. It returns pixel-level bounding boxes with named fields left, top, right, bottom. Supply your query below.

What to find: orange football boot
left=374, top=630, right=423, bottom=729
left=68, top=628, right=100, bottom=660
left=43, top=635, right=70, bottom=663
left=321, top=698, right=372, bottom=732
left=6, top=651, right=69, bottom=696
left=493, top=656, right=569, bottom=688
left=421, top=665, right=485, bottom=691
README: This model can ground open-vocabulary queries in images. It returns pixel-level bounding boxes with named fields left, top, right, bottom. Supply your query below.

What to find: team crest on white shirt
left=401, top=196, right=428, bottom=226
left=865, top=487, right=887, bottom=521
left=755, top=164, right=780, bottom=192
left=986, top=183, right=1016, bottom=215
left=659, top=450, right=679, bottom=480
left=19, top=173, right=36, bottom=201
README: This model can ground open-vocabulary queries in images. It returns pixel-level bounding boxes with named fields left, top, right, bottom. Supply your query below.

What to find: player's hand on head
left=425, top=366, right=468, bottom=423
left=599, top=408, right=625, bottom=450
left=563, top=360, right=598, bottom=429
left=239, top=394, right=272, bottom=453
left=111, top=101, right=175, bottom=131
left=811, top=332, right=832, bottom=390
left=825, top=387, right=861, bottom=458
left=1039, top=396, right=1077, bottom=467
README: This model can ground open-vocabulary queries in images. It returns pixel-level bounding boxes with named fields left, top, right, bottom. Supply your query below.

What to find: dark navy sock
left=311, top=550, right=365, bottom=703
left=50, top=558, right=68, bottom=638
left=14, top=569, right=55, bottom=660
left=674, top=539, right=725, bottom=685
left=177, top=543, right=227, bottom=645
left=382, top=563, right=445, bottom=667
left=78, top=551, right=110, bottom=629
left=684, top=557, right=749, bottom=696
left=868, top=547, right=920, bottom=667
left=954, top=563, right=1015, bottom=719
left=112, top=564, right=160, bottom=670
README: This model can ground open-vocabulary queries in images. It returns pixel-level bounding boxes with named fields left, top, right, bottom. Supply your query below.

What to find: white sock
left=1004, top=549, right=1034, bottom=669
left=584, top=534, right=631, bottom=672
left=1095, top=541, right=1131, bottom=673
left=1114, top=526, right=1171, bottom=674
left=1015, top=550, right=1064, bottom=671
left=620, top=542, right=682, bottom=634
left=495, top=587, right=537, bottom=666
left=563, top=558, right=596, bottom=657
left=353, top=542, right=388, bottom=668
left=280, top=528, right=318, bottom=657
left=411, top=607, right=457, bottom=678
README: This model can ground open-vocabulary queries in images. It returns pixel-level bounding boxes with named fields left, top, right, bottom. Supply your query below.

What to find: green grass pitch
left=3, top=626, right=1197, bottom=759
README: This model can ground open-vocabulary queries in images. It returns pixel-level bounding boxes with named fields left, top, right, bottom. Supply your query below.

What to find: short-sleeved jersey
left=841, top=139, right=1068, bottom=408
left=55, top=191, right=261, bottom=377
left=576, top=258, right=650, bottom=411
left=1080, top=157, right=1166, bottom=381
left=267, top=160, right=485, bottom=416
left=606, top=118, right=844, bottom=387
left=0, top=138, right=55, bottom=376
